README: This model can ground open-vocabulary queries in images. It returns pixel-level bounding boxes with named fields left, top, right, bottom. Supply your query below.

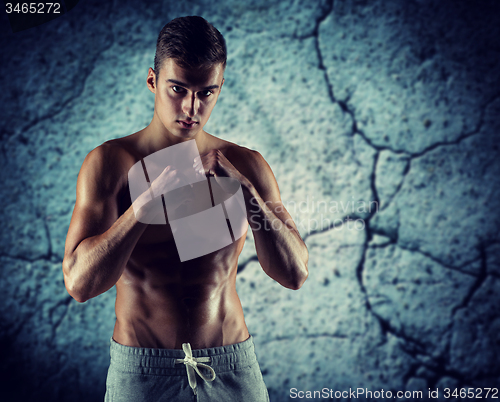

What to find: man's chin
left=171, top=127, right=201, bottom=140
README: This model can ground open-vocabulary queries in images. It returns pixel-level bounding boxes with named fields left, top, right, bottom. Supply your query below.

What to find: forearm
left=63, top=207, right=147, bottom=302
left=243, top=182, right=309, bottom=289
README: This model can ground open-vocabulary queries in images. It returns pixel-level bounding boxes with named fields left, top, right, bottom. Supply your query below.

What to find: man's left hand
left=194, top=149, right=248, bottom=186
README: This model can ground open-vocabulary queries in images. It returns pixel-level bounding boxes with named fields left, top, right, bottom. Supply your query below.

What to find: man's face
left=148, top=59, right=225, bottom=140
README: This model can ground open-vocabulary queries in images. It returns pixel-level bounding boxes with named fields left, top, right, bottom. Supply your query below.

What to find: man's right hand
left=132, top=165, right=196, bottom=224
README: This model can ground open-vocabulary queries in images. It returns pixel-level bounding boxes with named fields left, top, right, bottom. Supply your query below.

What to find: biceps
left=246, top=151, right=298, bottom=229
left=65, top=199, right=118, bottom=255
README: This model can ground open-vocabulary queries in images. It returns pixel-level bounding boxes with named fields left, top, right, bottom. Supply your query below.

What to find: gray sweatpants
left=104, top=336, right=270, bottom=402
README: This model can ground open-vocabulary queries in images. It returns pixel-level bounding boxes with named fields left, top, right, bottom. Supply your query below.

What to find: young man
left=62, top=16, right=308, bottom=401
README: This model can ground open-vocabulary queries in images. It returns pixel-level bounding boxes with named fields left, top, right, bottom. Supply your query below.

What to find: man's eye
left=172, top=86, right=185, bottom=93
left=200, top=90, right=213, bottom=97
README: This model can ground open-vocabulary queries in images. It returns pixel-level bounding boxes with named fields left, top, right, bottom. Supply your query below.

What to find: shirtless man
left=62, top=16, right=308, bottom=401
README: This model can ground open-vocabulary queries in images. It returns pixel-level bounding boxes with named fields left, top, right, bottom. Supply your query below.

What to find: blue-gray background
left=1, top=0, right=499, bottom=401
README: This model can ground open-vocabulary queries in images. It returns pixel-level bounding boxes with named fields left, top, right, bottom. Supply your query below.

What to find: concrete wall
left=1, top=0, right=499, bottom=400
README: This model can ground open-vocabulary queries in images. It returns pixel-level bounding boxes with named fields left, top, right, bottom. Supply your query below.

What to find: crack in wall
left=0, top=252, right=62, bottom=264
left=312, top=51, right=499, bottom=390
left=362, top=236, right=485, bottom=384
left=307, top=0, right=500, bottom=162
left=237, top=254, right=259, bottom=273
left=310, top=0, right=336, bottom=105
left=451, top=244, right=488, bottom=315
left=248, top=15, right=498, bottom=386
left=408, top=93, right=500, bottom=159
left=405, top=360, right=466, bottom=390
left=377, top=157, right=411, bottom=213
left=387, top=242, right=481, bottom=278
left=302, top=215, right=355, bottom=241
left=0, top=33, right=122, bottom=267
left=263, top=332, right=348, bottom=343
left=361, top=235, right=492, bottom=388
left=238, top=210, right=369, bottom=274
left=1, top=14, right=116, bottom=158
left=351, top=91, right=500, bottom=160
left=305, top=4, right=499, bottom=388
left=234, top=4, right=426, bottom=364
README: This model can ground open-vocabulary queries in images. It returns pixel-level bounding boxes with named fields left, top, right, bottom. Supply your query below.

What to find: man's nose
left=182, top=93, right=198, bottom=117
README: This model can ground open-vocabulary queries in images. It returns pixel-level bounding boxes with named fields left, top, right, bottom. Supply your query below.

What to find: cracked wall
left=1, top=0, right=499, bottom=401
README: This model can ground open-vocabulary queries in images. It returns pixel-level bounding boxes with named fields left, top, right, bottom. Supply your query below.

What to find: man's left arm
left=196, top=148, right=309, bottom=289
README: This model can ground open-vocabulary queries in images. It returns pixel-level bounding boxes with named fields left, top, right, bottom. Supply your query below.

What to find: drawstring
left=175, top=343, right=216, bottom=395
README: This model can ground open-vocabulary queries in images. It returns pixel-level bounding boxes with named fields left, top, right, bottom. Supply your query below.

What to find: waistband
left=109, top=336, right=257, bottom=376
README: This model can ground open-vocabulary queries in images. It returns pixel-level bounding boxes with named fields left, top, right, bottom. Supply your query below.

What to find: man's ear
left=147, top=67, right=156, bottom=94
left=218, top=78, right=224, bottom=95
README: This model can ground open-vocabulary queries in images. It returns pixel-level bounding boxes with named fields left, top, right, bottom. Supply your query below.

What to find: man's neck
left=141, top=118, right=209, bottom=155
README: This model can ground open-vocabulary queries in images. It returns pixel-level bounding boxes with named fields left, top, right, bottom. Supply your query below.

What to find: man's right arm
left=62, top=144, right=147, bottom=303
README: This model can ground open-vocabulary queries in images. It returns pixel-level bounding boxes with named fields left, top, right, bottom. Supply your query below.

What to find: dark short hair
left=154, top=16, right=226, bottom=77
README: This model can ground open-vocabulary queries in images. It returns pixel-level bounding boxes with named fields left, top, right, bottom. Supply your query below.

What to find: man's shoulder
left=79, top=137, right=138, bottom=191
left=214, top=139, right=274, bottom=193
left=85, top=135, right=139, bottom=167
left=211, top=135, right=263, bottom=166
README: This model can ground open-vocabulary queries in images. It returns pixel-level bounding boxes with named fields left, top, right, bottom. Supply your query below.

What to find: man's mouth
left=177, top=120, right=198, bottom=129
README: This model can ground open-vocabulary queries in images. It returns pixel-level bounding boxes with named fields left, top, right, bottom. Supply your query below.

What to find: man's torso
left=104, top=131, right=252, bottom=349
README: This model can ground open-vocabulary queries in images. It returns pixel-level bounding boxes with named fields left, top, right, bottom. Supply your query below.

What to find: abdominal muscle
left=111, top=228, right=250, bottom=350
